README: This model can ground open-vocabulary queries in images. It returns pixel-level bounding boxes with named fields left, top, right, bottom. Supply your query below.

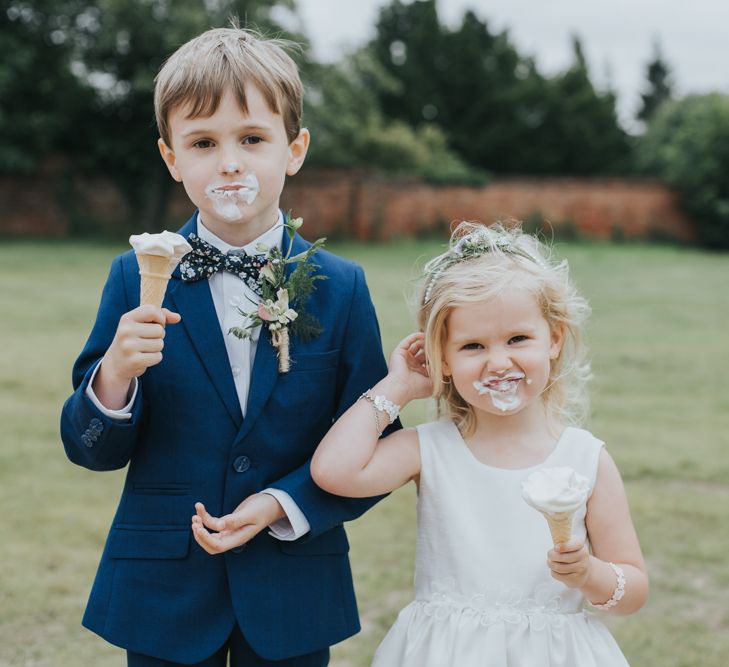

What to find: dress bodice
left=414, top=421, right=603, bottom=618
left=370, top=421, right=631, bottom=666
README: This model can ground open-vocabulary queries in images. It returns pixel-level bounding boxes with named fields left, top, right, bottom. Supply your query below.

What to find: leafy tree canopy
left=637, top=41, right=674, bottom=124
left=638, top=93, right=729, bottom=249
left=367, top=0, right=631, bottom=175
left=1, top=0, right=299, bottom=229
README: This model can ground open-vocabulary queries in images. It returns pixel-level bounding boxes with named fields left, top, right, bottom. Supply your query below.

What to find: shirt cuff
left=84, top=362, right=138, bottom=420
left=261, top=489, right=311, bottom=541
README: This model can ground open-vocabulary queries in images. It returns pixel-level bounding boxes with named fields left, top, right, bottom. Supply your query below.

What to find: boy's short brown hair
left=154, top=27, right=303, bottom=146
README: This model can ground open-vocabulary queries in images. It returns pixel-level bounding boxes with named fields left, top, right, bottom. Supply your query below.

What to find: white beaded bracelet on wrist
left=591, top=562, right=626, bottom=611
left=360, top=389, right=401, bottom=436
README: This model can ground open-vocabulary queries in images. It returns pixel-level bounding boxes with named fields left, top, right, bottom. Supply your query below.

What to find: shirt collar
left=196, top=210, right=284, bottom=255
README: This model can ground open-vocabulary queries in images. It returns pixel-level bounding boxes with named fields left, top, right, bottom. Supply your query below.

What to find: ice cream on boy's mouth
left=205, top=172, right=260, bottom=220
left=472, top=372, right=525, bottom=411
left=521, top=466, right=590, bottom=544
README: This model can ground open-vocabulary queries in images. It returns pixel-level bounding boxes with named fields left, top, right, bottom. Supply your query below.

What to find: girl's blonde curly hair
left=417, top=221, right=592, bottom=436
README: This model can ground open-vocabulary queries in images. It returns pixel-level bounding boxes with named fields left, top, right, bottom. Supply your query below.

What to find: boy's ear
left=158, top=138, right=182, bottom=182
left=286, top=128, right=310, bottom=177
left=549, top=323, right=565, bottom=360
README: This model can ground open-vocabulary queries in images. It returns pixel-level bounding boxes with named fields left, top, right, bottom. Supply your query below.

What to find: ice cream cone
left=542, top=510, right=574, bottom=545
left=135, top=253, right=176, bottom=307
left=522, top=467, right=589, bottom=547
left=129, top=231, right=191, bottom=308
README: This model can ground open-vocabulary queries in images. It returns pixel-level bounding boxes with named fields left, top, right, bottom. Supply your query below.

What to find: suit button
left=233, top=456, right=250, bottom=473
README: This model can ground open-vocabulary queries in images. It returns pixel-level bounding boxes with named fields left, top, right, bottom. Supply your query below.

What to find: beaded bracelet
left=591, top=562, right=626, bottom=611
left=360, top=390, right=401, bottom=436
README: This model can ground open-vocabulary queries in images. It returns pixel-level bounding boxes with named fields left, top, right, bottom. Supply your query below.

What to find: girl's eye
left=243, top=136, right=263, bottom=145
left=193, top=139, right=213, bottom=149
left=462, top=343, right=483, bottom=350
left=508, top=335, right=528, bottom=344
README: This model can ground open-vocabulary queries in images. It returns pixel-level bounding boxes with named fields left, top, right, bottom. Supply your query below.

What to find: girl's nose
left=486, top=350, right=512, bottom=374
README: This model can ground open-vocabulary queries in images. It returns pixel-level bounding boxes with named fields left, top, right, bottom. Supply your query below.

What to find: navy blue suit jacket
left=60, top=213, right=390, bottom=662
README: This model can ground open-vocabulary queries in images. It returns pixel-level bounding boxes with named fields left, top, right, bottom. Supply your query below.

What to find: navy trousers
left=127, top=624, right=330, bottom=667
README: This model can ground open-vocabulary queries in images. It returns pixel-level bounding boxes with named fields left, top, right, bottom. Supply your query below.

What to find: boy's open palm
left=191, top=495, right=285, bottom=554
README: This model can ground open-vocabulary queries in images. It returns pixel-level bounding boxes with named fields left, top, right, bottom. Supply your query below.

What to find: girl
left=311, top=222, right=648, bottom=666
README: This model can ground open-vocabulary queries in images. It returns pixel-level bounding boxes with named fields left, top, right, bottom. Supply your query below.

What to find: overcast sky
left=292, top=0, right=729, bottom=129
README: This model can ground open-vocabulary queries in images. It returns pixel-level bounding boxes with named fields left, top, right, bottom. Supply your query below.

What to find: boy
left=60, top=27, right=391, bottom=667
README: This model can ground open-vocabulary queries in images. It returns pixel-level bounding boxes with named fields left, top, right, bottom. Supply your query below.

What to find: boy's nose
left=221, top=161, right=241, bottom=175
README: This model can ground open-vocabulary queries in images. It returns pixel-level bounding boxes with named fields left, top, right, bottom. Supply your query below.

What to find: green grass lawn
left=1, top=238, right=727, bottom=666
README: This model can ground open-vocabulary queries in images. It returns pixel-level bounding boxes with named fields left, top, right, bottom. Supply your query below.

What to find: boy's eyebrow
left=180, top=123, right=274, bottom=138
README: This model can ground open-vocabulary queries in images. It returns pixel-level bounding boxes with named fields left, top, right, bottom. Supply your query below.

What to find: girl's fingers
left=555, top=538, right=583, bottom=553
left=400, top=331, right=424, bottom=349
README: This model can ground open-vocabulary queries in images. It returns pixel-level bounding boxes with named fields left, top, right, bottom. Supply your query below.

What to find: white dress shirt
left=86, top=211, right=310, bottom=540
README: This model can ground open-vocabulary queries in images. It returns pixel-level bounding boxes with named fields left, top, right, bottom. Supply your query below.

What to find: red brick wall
left=281, top=170, right=696, bottom=242
left=0, top=161, right=70, bottom=237
left=0, top=165, right=696, bottom=242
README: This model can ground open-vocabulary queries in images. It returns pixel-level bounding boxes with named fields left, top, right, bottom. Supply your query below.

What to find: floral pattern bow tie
left=179, top=233, right=267, bottom=296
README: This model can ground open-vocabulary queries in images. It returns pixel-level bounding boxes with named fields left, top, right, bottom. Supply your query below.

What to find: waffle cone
left=135, top=253, right=177, bottom=307
left=542, top=511, right=574, bottom=544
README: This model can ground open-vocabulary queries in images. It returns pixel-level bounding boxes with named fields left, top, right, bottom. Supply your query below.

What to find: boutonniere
left=229, top=215, right=327, bottom=373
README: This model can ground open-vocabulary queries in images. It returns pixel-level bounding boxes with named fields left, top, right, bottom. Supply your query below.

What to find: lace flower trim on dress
left=415, top=579, right=581, bottom=631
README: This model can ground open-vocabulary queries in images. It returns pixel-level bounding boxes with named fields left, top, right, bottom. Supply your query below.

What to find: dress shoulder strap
left=552, top=427, right=605, bottom=492
left=414, top=420, right=459, bottom=480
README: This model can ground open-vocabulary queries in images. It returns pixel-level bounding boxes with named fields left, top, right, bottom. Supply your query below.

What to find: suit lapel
left=167, top=213, right=313, bottom=438
left=234, top=230, right=311, bottom=440
left=167, top=213, right=243, bottom=427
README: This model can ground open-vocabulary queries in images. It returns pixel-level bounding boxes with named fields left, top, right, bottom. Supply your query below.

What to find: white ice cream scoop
left=522, top=466, right=590, bottom=544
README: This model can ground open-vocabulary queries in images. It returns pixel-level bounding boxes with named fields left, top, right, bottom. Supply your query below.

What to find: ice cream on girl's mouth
left=205, top=172, right=260, bottom=219
left=472, top=371, right=525, bottom=412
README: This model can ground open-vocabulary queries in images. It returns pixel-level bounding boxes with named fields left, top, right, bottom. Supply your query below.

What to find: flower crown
left=422, top=224, right=544, bottom=304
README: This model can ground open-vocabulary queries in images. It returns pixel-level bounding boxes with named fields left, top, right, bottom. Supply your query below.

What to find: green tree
left=0, top=1, right=95, bottom=172
left=367, top=1, right=631, bottom=175
left=637, top=41, right=674, bottom=124
left=303, top=51, right=478, bottom=183
left=1, top=0, right=299, bottom=231
left=536, top=37, right=632, bottom=175
left=638, top=93, right=729, bottom=249
left=71, top=0, right=299, bottom=230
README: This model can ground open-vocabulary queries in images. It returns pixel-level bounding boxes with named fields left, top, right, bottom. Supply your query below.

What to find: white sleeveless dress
left=371, top=421, right=630, bottom=667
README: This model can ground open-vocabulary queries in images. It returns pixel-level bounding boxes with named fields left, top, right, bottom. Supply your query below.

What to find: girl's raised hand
left=388, top=332, right=432, bottom=401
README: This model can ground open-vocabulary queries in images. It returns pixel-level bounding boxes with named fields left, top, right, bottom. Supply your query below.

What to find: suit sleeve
left=59, top=254, right=145, bottom=471
left=267, top=264, right=398, bottom=540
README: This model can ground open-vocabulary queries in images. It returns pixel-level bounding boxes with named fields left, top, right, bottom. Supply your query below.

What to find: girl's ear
left=549, top=323, right=565, bottom=360
left=158, top=138, right=181, bottom=182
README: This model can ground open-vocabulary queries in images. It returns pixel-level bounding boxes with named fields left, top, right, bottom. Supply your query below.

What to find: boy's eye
left=192, top=139, right=213, bottom=149
left=508, top=335, right=528, bottom=344
left=243, top=136, right=263, bottom=145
